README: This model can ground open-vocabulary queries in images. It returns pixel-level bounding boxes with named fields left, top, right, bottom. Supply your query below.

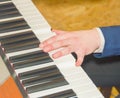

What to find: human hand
left=40, top=29, right=101, bottom=66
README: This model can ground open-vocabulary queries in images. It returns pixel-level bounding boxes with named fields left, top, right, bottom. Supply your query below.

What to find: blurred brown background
left=32, top=0, right=120, bottom=31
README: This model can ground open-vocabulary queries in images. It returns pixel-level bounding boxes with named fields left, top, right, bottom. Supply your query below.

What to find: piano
left=0, top=0, right=104, bottom=98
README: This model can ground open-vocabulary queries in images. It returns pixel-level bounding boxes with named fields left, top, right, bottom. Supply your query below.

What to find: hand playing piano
left=40, top=29, right=101, bottom=66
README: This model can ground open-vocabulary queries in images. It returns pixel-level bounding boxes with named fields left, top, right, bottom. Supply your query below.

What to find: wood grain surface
left=32, top=0, right=120, bottom=31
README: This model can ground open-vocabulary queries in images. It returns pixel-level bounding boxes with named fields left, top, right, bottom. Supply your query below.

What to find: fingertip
left=52, top=54, right=57, bottom=59
left=39, top=43, right=43, bottom=48
left=43, top=47, right=51, bottom=52
left=52, top=53, right=61, bottom=59
left=75, top=59, right=83, bottom=66
left=75, top=62, right=80, bottom=67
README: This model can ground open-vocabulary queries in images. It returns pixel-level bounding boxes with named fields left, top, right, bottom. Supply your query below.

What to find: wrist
left=94, top=28, right=105, bottom=53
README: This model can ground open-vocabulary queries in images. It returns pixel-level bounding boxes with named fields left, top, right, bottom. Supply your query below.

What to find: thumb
left=75, top=51, right=85, bottom=66
left=75, top=57, right=84, bottom=66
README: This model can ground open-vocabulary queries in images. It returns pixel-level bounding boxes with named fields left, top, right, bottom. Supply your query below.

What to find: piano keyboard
left=0, top=0, right=104, bottom=98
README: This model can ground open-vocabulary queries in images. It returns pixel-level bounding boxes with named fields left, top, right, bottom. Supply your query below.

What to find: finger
left=40, top=35, right=57, bottom=48
left=40, top=33, right=72, bottom=48
left=52, top=29, right=66, bottom=35
left=75, top=57, right=84, bottom=66
left=42, top=39, right=71, bottom=52
left=75, top=51, right=85, bottom=66
left=52, top=46, right=72, bottom=59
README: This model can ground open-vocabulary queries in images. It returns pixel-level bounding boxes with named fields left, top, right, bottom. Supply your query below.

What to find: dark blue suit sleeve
left=94, top=25, right=120, bottom=58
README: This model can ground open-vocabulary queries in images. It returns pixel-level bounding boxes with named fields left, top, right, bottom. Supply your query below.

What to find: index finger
left=40, top=33, right=71, bottom=48
left=52, top=29, right=66, bottom=35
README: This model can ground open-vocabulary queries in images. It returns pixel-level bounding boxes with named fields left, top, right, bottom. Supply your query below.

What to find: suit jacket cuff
left=94, top=28, right=105, bottom=53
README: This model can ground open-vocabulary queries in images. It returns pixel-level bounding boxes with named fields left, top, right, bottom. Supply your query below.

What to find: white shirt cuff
left=94, top=28, right=105, bottom=53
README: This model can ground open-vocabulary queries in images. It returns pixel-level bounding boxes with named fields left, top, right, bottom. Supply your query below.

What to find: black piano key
left=13, top=55, right=53, bottom=69
left=2, top=38, right=40, bottom=53
left=19, top=65, right=58, bottom=80
left=26, top=77, right=68, bottom=94
left=0, top=0, right=11, bottom=2
left=0, top=2, right=21, bottom=19
left=41, top=89, right=77, bottom=98
left=22, top=70, right=62, bottom=86
left=0, top=18, right=30, bottom=33
left=9, top=50, right=49, bottom=63
left=0, top=2, right=15, bottom=10
left=0, top=30, right=33, bottom=40
left=0, top=30, right=36, bottom=45
left=0, top=7, right=21, bottom=19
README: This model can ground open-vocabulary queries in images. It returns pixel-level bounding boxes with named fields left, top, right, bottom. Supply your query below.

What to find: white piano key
left=75, top=84, right=103, bottom=98
left=78, top=90, right=103, bottom=98
left=51, top=53, right=104, bottom=98
left=34, top=30, right=55, bottom=42
left=12, top=0, right=51, bottom=32
left=61, top=74, right=100, bottom=97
